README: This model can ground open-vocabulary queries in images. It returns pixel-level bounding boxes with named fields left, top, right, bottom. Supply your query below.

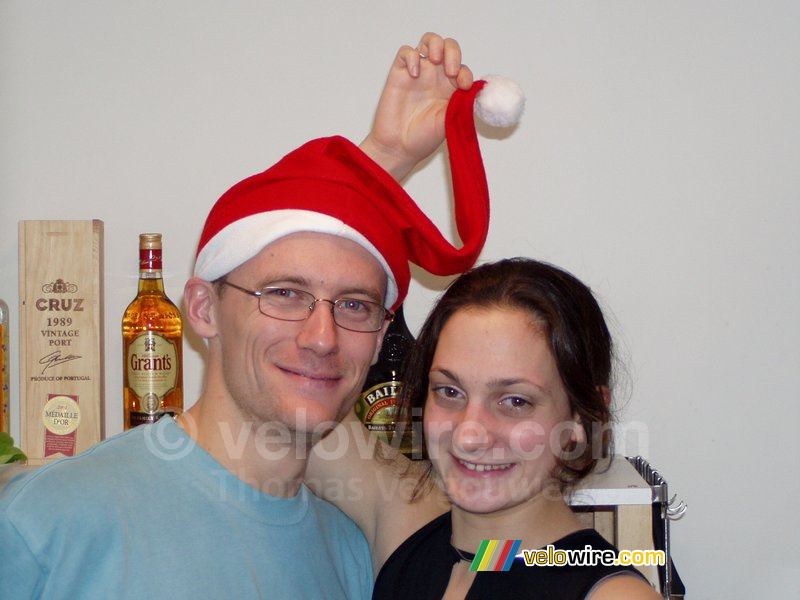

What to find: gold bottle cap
left=139, top=233, right=162, bottom=250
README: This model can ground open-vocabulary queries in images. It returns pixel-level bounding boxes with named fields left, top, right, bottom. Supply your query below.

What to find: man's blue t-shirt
left=0, top=418, right=372, bottom=599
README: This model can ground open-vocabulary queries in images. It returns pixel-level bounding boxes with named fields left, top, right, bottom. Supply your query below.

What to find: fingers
left=396, top=44, right=425, bottom=77
left=394, top=33, right=473, bottom=89
left=455, top=63, right=474, bottom=91
left=417, top=32, right=443, bottom=63
left=417, top=32, right=460, bottom=72
left=441, top=37, right=463, bottom=79
left=417, top=32, right=472, bottom=89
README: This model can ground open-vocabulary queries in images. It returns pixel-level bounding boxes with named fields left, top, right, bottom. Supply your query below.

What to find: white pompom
left=474, top=74, right=525, bottom=128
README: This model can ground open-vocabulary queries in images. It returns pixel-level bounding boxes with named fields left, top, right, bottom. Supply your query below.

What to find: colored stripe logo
left=469, top=540, right=522, bottom=571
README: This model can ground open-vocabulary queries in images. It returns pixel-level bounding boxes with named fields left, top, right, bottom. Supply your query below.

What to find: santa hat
left=195, top=75, right=524, bottom=311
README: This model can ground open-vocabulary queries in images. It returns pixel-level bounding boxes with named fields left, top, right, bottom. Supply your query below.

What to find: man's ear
left=184, top=277, right=218, bottom=339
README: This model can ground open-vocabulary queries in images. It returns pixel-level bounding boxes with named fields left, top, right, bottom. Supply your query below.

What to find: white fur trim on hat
left=194, top=209, right=398, bottom=309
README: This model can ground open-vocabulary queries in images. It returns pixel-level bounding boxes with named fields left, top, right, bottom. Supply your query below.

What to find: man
left=0, top=33, right=495, bottom=598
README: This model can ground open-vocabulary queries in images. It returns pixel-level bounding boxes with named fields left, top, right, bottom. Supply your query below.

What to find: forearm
left=358, top=135, right=418, bottom=182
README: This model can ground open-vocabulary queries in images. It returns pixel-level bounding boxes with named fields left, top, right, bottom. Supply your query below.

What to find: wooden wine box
left=18, top=220, right=104, bottom=465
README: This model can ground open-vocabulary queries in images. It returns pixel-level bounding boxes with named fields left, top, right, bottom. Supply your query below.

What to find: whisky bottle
left=355, top=306, right=420, bottom=457
left=122, top=234, right=183, bottom=429
left=0, top=298, right=8, bottom=433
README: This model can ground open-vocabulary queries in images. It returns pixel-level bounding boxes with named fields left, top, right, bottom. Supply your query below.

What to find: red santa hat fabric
left=195, top=76, right=523, bottom=310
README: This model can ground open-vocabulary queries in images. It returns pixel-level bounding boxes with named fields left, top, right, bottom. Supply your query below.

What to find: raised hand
left=360, top=32, right=474, bottom=181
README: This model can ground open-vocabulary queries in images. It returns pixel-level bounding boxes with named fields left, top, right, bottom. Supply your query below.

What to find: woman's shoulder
left=384, top=510, right=452, bottom=555
left=585, top=572, right=662, bottom=600
left=505, top=528, right=660, bottom=599
left=372, top=480, right=450, bottom=568
left=373, top=511, right=456, bottom=600
left=551, top=527, right=619, bottom=550
left=553, top=529, right=661, bottom=599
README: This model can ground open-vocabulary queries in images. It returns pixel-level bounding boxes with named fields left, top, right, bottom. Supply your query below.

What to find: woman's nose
left=451, top=404, right=496, bottom=456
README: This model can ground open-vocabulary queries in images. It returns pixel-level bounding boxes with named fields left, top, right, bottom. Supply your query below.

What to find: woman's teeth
left=458, top=459, right=512, bottom=472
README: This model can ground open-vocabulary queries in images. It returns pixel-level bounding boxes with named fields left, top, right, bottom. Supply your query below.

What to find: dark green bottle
left=354, top=306, right=419, bottom=457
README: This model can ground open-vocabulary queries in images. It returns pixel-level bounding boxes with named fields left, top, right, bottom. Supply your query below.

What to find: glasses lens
left=333, top=298, right=386, bottom=332
left=258, top=287, right=315, bottom=320
left=256, top=287, right=387, bottom=332
left=333, top=298, right=386, bottom=331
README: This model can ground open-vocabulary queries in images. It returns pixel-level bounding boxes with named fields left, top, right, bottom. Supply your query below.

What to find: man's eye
left=263, top=288, right=305, bottom=304
left=339, top=299, right=367, bottom=313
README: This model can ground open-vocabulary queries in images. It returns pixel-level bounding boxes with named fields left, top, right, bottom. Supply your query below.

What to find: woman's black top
left=373, top=511, right=646, bottom=599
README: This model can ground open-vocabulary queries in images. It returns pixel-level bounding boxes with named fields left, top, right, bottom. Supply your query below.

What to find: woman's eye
left=431, top=385, right=463, bottom=404
left=500, top=396, right=533, bottom=412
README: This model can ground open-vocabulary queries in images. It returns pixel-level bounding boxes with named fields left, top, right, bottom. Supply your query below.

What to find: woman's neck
left=450, top=487, right=584, bottom=553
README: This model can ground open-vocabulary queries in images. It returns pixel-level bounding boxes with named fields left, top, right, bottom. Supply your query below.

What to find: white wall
left=2, top=1, right=798, bottom=597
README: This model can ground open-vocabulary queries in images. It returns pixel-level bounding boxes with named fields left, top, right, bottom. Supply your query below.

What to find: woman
left=308, top=258, right=660, bottom=599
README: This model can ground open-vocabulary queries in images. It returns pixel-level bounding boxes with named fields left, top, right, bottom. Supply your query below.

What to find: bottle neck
left=139, top=247, right=165, bottom=291
left=387, top=306, right=413, bottom=340
left=380, top=305, right=413, bottom=364
left=138, top=273, right=165, bottom=294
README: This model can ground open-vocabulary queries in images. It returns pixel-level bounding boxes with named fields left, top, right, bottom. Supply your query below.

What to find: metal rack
left=626, top=456, right=687, bottom=599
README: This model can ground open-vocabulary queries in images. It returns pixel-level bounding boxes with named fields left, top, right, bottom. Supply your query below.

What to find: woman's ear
left=184, top=277, right=218, bottom=339
left=569, top=413, right=587, bottom=446
left=597, top=385, right=611, bottom=407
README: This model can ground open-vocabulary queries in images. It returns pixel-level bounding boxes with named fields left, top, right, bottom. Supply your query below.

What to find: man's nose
left=295, top=300, right=339, bottom=354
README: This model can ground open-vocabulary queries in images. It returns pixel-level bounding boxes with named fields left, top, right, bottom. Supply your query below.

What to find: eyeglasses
left=220, top=280, right=393, bottom=333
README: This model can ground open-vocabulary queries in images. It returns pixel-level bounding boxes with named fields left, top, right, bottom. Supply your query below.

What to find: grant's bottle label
left=126, top=331, right=179, bottom=426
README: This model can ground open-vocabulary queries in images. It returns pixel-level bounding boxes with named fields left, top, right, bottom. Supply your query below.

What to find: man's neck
left=178, top=400, right=313, bottom=498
